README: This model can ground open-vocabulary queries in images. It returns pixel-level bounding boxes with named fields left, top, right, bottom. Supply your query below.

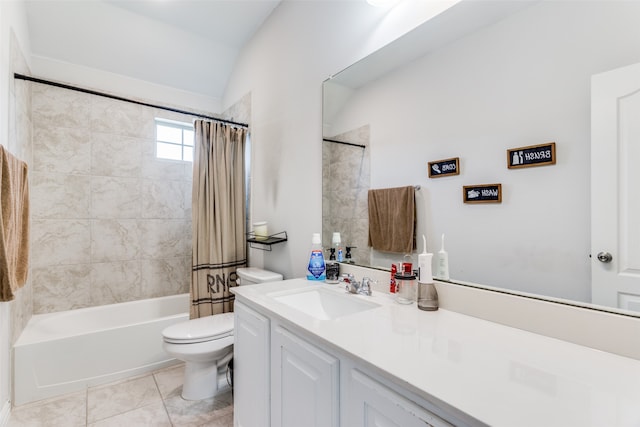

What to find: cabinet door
left=272, top=325, right=339, bottom=427
left=234, top=302, right=270, bottom=427
left=347, top=369, right=454, bottom=427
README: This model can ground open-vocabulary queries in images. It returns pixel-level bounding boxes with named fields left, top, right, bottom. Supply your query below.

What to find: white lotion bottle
left=417, top=235, right=438, bottom=311
left=436, top=233, right=450, bottom=281
left=417, top=235, right=433, bottom=284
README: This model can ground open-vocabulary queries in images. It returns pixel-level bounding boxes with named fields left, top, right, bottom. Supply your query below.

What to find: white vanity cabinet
left=234, top=302, right=271, bottom=427
left=271, top=324, right=340, bottom=427
left=345, top=367, right=454, bottom=427
left=234, top=299, right=466, bottom=427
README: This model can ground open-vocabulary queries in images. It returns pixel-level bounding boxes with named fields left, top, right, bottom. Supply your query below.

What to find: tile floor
left=7, top=363, right=234, bottom=427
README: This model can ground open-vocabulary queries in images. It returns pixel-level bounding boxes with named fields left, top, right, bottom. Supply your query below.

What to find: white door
left=271, top=325, right=339, bottom=427
left=346, top=369, right=453, bottom=427
left=234, top=302, right=271, bottom=427
left=591, top=62, right=640, bottom=312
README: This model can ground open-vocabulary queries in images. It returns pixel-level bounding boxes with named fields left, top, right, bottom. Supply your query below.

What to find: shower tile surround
left=29, top=84, right=199, bottom=314
left=322, top=125, right=371, bottom=264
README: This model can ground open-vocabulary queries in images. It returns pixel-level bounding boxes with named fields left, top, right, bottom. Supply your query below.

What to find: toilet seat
left=162, top=312, right=234, bottom=344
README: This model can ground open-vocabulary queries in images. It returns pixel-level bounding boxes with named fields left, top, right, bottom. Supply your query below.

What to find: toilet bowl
left=162, top=312, right=234, bottom=400
left=162, top=267, right=283, bottom=400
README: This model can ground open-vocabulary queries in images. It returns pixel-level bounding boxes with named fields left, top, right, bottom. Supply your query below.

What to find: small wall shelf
left=246, top=231, right=288, bottom=251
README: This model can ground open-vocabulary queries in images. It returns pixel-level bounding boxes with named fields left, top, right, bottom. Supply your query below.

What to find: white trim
left=0, top=399, right=11, bottom=427
left=0, top=304, right=9, bottom=422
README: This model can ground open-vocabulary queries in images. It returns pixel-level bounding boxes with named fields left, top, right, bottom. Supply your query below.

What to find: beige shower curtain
left=191, top=120, right=247, bottom=319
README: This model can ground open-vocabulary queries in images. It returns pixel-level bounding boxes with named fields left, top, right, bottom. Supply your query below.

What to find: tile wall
left=29, top=85, right=196, bottom=314
left=322, top=125, right=371, bottom=264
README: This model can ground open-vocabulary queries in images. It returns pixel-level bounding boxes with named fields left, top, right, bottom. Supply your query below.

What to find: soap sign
left=507, top=142, right=556, bottom=169
left=463, top=184, right=502, bottom=204
left=428, top=157, right=460, bottom=178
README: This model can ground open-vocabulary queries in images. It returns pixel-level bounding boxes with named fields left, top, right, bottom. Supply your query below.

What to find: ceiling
left=24, top=0, right=282, bottom=101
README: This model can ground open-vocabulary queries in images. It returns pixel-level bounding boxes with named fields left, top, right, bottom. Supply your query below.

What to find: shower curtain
left=191, top=120, right=247, bottom=319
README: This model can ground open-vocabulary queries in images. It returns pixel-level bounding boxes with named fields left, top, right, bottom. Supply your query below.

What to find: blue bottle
left=307, top=233, right=326, bottom=281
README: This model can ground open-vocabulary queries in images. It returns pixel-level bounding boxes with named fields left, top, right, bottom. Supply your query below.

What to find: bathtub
left=13, top=293, right=189, bottom=406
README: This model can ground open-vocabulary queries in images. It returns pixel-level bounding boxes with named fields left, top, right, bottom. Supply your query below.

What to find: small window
left=155, top=119, right=194, bottom=161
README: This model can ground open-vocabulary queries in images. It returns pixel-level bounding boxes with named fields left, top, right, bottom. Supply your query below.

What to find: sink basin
left=270, top=287, right=380, bottom=320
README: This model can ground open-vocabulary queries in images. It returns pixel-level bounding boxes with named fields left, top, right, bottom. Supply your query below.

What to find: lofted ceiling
left=24, top=0, right=282, bottom=101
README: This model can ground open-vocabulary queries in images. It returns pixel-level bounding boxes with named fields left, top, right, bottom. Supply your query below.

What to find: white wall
left=325, top=1, right=640, bottom=302
left=223, top=0, right=459, bottom=279
left=30, top=56, right=221, bottom=114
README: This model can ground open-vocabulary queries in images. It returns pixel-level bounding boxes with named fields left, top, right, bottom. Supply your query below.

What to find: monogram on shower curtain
left=191, top=120, right=247, bottom=319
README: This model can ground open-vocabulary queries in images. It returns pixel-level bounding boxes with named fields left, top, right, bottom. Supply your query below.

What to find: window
left=155, top=119, right=194, bottom=161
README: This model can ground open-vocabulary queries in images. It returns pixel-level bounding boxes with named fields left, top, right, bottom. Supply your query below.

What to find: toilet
left=162, top=267, right=283, bottom=400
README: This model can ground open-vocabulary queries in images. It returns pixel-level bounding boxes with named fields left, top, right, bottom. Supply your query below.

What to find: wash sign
left=507, top=142, right=556, bottom=169
left=463, top=184, right=502, bottom=203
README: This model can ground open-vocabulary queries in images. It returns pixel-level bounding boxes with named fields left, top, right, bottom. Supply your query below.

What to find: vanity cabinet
left=234, top=300, right=466, bottom=427
left=345, top=367, right=453, bottom=427
left=234, top=302, right=270, bottom=427
left=271, top=324, right=340, bottom=427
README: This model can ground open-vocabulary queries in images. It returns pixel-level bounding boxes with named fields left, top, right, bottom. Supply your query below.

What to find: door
left=346, top=368, right=453, bottom=427
left=591, top=62, right=640, bottom=311
left=271, top=325, right=339, bottom=427
left=234, top=302, right=271, bottom=427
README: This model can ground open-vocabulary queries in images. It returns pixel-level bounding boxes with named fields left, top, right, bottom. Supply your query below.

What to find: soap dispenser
left=345, top=246, right=356, bottom=264
left=325, top=248, right=340, bottom=284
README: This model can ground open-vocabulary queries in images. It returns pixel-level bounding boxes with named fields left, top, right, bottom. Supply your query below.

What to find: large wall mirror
left=322, top=0, right=640, bottom=316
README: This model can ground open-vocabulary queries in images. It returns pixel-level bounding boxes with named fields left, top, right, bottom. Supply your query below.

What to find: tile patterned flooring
left=7, top=363, right=234, bottom=427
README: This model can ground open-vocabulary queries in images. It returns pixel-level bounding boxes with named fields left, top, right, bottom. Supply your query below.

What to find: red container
left=390, top=263, right=398, bottom=293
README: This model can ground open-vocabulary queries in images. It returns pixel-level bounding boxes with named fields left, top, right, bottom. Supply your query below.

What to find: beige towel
left=0, top=145, right=29, bottom=302
left=368, top=186, right=416, bottom=254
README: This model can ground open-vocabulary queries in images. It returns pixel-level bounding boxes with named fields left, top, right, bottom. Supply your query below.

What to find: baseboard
left=0, top=399, right=11, bottom=427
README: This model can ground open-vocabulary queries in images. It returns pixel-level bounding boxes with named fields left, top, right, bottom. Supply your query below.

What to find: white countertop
left=232, top=278, right=640, bottom=427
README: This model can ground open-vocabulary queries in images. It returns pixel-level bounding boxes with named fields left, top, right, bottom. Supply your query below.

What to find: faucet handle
left=358, top=277, right=375, bottom=296
left=340, top=273, right=355, bottom=283
left=340, top=273, right=358, bottom=293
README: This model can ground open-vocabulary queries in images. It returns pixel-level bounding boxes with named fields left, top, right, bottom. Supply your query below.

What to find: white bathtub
left=13, top=293, right=189, bottom=406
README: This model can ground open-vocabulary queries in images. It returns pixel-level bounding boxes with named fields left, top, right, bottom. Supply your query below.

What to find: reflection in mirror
left=322, top=0, right=640, bottom=315
left=322, top=127, right=371, bottom=265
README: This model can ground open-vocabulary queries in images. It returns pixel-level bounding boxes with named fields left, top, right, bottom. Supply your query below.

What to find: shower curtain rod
left=14, top=73, right=249, bottom=129
left=323, top=138, right=366, bottom=149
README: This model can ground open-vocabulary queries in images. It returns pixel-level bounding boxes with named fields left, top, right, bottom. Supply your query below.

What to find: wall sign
left=428, top=157, right=460, bottom=178
left=507, top=142, right=556, bottom=169
left=463, top=184, right=502, bottom=204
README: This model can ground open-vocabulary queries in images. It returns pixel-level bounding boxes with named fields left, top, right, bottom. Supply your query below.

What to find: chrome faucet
left=340, top=274, right=374, bottom=296
left=359, top=277, right=374, bottom=296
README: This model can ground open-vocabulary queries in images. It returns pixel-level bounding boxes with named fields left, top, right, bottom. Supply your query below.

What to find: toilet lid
left=162, top=312, right=234, bottom=344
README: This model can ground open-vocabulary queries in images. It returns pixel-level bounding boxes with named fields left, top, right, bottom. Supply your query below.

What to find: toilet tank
left=236, top=267, right=283, bottom=285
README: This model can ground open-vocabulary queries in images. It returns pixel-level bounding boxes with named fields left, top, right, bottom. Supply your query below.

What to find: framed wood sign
left=507, top=142, right=556, bottom=169
left=463, top=184, right=502, bottom=203
left=428, top=157, right=460, bottom=178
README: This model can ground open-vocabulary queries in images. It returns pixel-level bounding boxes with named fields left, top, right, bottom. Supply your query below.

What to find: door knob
left=597, top=252, right=613, bottom=263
